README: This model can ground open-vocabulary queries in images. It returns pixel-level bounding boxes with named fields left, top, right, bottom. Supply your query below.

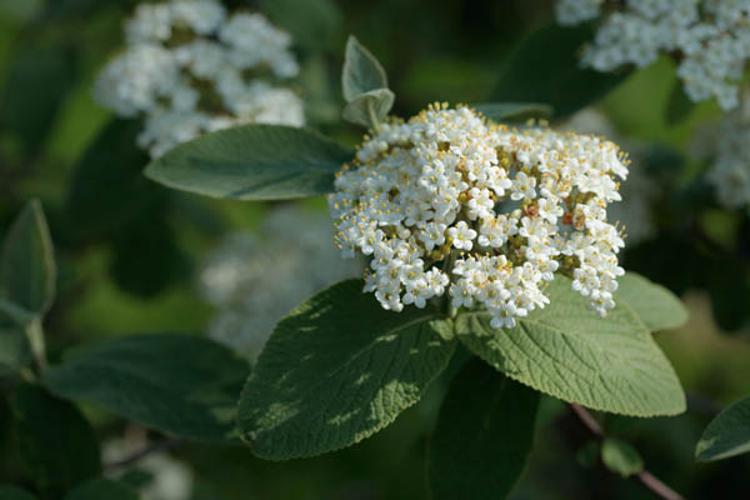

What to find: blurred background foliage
left=1, top=0, right=749, bottom=499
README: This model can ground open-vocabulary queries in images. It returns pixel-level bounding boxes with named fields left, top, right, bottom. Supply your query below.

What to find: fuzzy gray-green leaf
left=0, top=200, right=56, bottom=317
left=473, top=102, right=553, bottom=123
left=456, top=276, right=685, bottom=417
left=342, top=36, right=389, bottom=102
left=238, top=280, right=455, bottom=460
left=44, top=334, right=249, bottom=443
left=615, top=273, right=687, bottom=332
left=696, top=396, right=750, bottom=461
left=342, top=88, right=395, bottom=128
left=601, top=438, right=644, bottom=477
left=428, top=358, right=539, bottom=500
left=145, top=125, right=353, bottom=201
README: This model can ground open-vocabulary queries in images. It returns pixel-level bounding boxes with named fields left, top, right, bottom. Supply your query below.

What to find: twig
left=103, top=438, right=183, bottom=472
left=569, top=404, right=685, bottom=500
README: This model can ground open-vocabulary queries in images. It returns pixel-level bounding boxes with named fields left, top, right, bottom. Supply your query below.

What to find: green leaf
left=0, top=301, right=32, bottom=377
left=576, top=441, right=601, bottom=468
left=473, top=102, right=553, bottom=123
left=665, top=79, right=694, bottom=126
left=455, top=276, right=685, bottom=417
left=491, top=25, right=627, bottom=118
left=259, top=0, right=343, bottom=50
left=428, top=358, right=539, bottom=500
left=0, top=41, right=78, bottom=155
left=0, top=485, right=38, bottom=500
left=11, top=384, right=100, bottom=498
left=696, top=396, right=750, bottom=461
left=0, top=200, right=56, bottom=317
left=108, top=216, right=188, bottom=298
left=238, top=280, right=455, bottom=460
left=342, top=36, right=389, bottom=103
left=145, top=125, right=353, bottom=201
left=63, top=479, right=138, bottom=500
left=43, top=334, right=249, bottom=443
left=616, top=273, right=687, bottom=332
left=65, top=119, right=161, bottom=241
left=342, top=88, right=395, bottom=128
left=601, top=438, right=644, bottom=477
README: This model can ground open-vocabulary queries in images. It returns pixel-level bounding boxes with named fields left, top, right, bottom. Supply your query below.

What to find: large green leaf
left=259, top=0, right=343, bottom=50
left=145, top=125, right=353, bottom=201
left=63, top=479, right=138, bottom=500
left=491, top=25, right=627, bottom=118
left=0, top=41, right=78, bottom=155
left=0, top=301, right=32, bottom=377
left=615, top=273, right=687, bottom=332
left=428, top=358, right=539, bottom=500
left=696, top=396, right=750, bottom=461
left=0, top=200, right=56, bottom=317
left=108, top=215, right=188, bottom=298
left=342, top=36, right=389, bottom=103
left=455, top=276, right=685, bottom=417
left=0, top=485, right=38, bottom=500
left=601, top=438, right=644, bottom=477
left=43, top=334, right=249, bottom=443
left=473, top=102, right=553, bottom=123
left=65, top=119, right=160, bottom=241
left=238, top=280, right=455, bottom=460
left=11, top=384, right=100, bottom=498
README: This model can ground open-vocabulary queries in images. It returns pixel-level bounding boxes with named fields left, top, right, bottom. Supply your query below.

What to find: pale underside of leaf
left=342, top=88, right=395, bottom=128
left=342, top=35, right=389, bottom=102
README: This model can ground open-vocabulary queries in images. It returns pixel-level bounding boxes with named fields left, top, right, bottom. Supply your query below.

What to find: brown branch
left=569, top=404, right=684, bottom=500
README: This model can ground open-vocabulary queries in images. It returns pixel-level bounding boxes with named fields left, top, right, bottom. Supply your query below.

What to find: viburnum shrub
left=141, top=36, right=690, bottom=497
left=4, top=3, right=750, bottom=499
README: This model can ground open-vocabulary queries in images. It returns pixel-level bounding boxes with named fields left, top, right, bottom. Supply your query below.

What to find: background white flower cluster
left=329, top=104, right=629, bottom=329
left=706, top=106, right=750, bottom=211
left=104, top=435, right=193, bottom=500
left=198, top=208, right=360, bottom=361
left=565, top=110, right=659, bottom=245
left=557, top=0, right=750, bottom=110
left=94, top=0, right=304, bottom=157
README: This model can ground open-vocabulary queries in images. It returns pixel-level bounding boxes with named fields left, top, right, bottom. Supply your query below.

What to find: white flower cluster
left=555, top=0, right=604, bottom=25
left=707, top=109, right=750, bottom=210
left=557, top=0, right=750, bottom=110
left=565, top=110, right=658, bottom=245
left=199, top=208, right=360, bottom=361
left=329, top=104, right=628, bottom=329
left=104, top=436, right=193, bottom=500
left=94, top=0, right=304, bottom=157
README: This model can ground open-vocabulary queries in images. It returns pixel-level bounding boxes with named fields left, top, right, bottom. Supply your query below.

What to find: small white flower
left=511, top=171, right=537, bottom=201
left=448, top=221, right=478, bottom=251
